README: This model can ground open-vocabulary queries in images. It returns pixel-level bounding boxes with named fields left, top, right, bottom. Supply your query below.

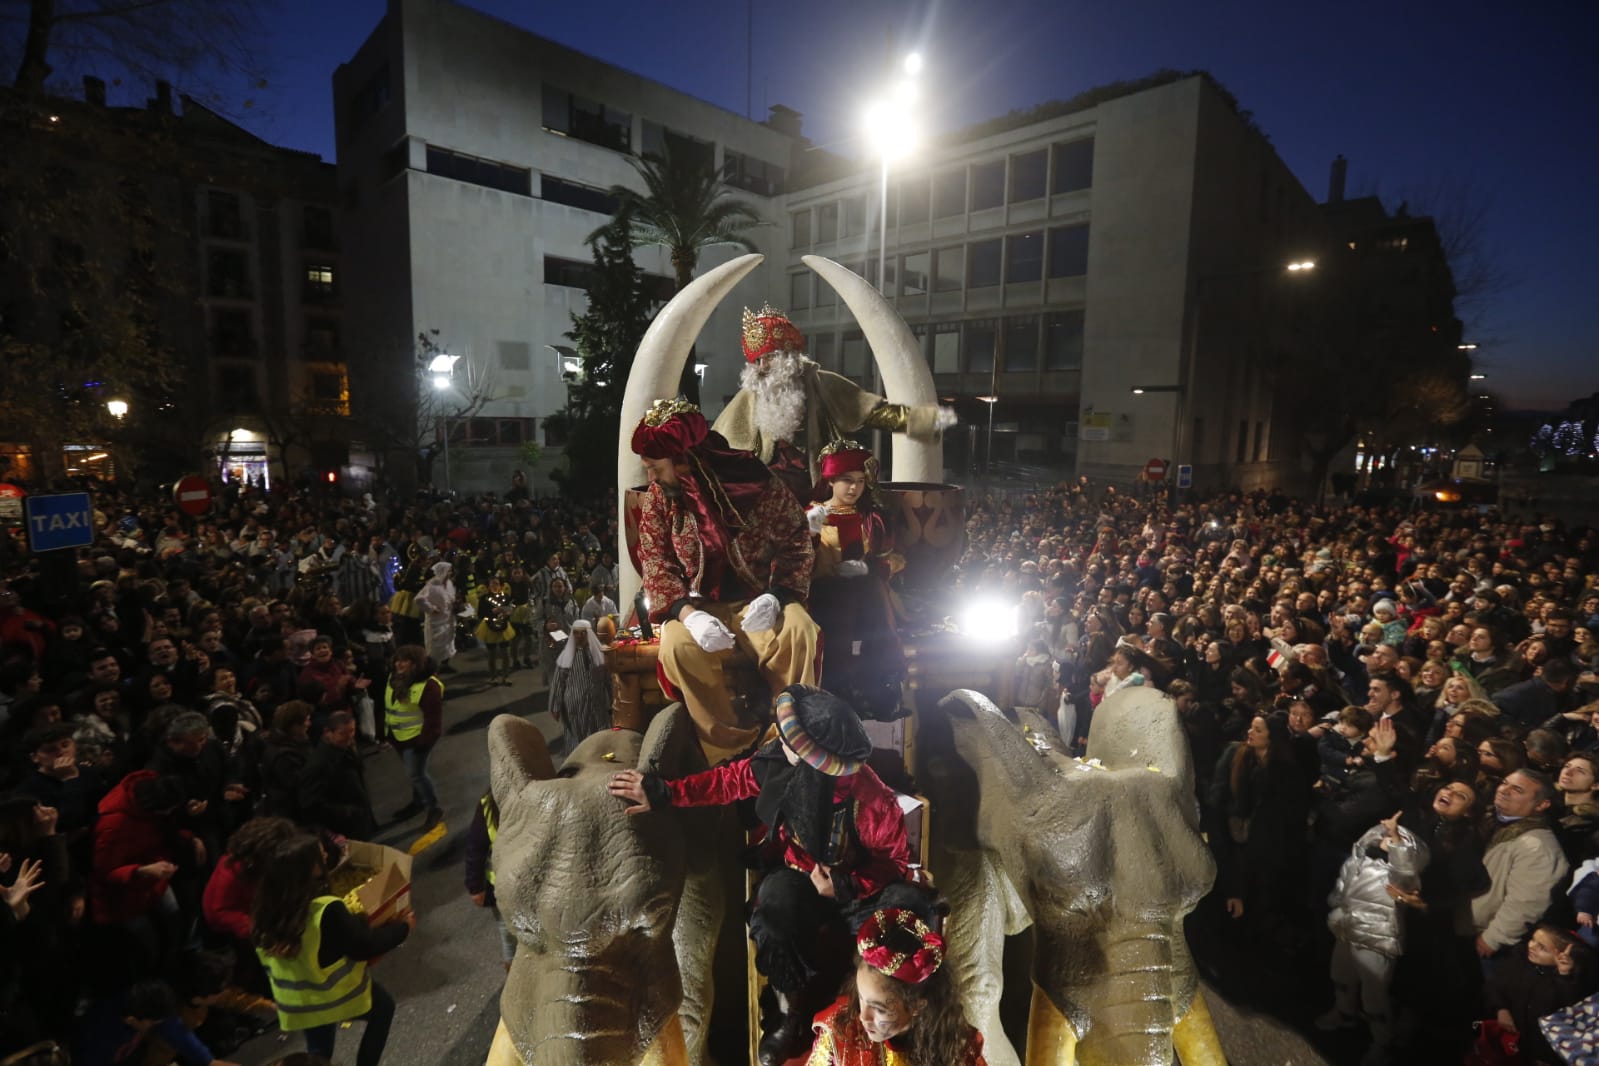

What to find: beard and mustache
left=740, top=350, right=809, bottom=443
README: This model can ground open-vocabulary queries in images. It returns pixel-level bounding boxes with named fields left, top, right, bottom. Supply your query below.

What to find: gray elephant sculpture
left=485, top=687, right=1228, bottom=1066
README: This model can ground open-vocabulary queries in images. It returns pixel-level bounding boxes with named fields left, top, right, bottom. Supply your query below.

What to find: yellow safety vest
left=480, top=793, right=498, bottom=887
left=258, top=896, right=372, bottom=1032
left=384, top=676, right=440, bottom=742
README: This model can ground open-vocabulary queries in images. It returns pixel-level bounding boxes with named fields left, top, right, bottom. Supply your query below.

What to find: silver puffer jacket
left=1327, top=823, right=1430, bottom=957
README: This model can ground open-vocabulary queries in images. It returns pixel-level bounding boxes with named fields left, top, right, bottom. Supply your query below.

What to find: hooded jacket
left=1327, top=823, right=1430, bottom=957
left=90, top=769, right=188, bottom=924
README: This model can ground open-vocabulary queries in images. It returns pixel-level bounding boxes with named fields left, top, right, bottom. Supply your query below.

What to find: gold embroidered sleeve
left=860, top=402, right=910, bottom=432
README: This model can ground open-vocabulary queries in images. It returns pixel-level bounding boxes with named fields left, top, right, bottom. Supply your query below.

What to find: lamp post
left=106, top=399, right=128, bottom=419
left=428, top=353, right=459, bottom=494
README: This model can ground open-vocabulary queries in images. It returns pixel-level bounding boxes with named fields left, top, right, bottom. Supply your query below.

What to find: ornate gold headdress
left=641, top=397, right=701, bottom=427
left=741, top=304, right=806, bottom=363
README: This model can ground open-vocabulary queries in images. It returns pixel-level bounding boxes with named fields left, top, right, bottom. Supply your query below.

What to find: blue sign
left=24, top=493, right=95, bottom=552
left=1177, top=464, right=1193, bottom=489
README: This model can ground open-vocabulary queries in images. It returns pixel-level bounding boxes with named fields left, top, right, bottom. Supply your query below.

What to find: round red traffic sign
left=173, top=475, right=213, bottom=516
left=1144, top=458, right=1168, bottom=481
left=0, top=482, right=24, bottom=526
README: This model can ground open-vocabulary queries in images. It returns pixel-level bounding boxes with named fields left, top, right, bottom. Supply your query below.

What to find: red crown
left=741, top=305, right=806, bottom=363
left=856, top=907, right=945, bottom=984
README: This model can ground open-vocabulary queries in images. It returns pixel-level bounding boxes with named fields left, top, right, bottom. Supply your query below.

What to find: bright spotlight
left=432, top=375, right=450, bottom=390
left=106, top=399, right=129, bottom=418
left=863, top=99, right=917, bottom=162
left=427, top=353, right=459, bottom=374
left=903, top=52, right=924, bottom=76
left=958, top=599, right=1019, bottom=643
left=1287, top=260, right=1316, bottom=272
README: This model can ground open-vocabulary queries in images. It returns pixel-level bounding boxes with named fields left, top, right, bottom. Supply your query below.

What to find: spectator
left=257, top=702, right=313, bottom=823
left=1494, top=657, right=1581, bottom=730
left=1479, top=926, right=1596, bottom=1066
left=1473, top=769, right=1570, bottom=964
left=297, top=711, right=375, bottom=839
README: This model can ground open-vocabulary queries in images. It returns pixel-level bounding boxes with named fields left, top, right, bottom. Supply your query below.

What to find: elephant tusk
left=1172, top=992, right=1228, bottom=1066
left=802, top=254, right=942, bottom=484
left=615, top=252, right=765, bottom=610
left=484, top=1013, right=688, bottom=1066
left=1025, top=985, right=1079, bottom=1066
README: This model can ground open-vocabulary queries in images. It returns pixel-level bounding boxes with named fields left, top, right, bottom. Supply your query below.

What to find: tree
left=591, top=148, right=762, bottom=404
left=551, top=220, right=659, bottom=497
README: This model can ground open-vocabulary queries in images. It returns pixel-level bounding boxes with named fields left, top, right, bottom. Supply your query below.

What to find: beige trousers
left=658, top=601, right=820, bottom=759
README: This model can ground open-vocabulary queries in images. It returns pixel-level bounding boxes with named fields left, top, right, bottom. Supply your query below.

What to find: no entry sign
left=1144, top=458, right=1168, bottom=481
left=0, top=483, right=23, bottom=525
left=173, top=475, right=213, bottom=516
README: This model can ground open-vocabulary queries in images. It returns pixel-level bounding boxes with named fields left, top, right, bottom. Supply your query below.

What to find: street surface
left=225, top=646, right=1337, bottom=1066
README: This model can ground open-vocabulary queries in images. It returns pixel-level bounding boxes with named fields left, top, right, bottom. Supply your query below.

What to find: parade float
left=485, top=255, right=1229, bottom=1065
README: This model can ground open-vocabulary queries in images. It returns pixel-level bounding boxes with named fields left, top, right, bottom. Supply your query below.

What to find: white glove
left=683, top=610, right=736, bottom=653
left=834, top=559, right=869, bottom=579
left=806, top=505, right=828, bottom=535
left=741, top=593, right=781, bottom=634
left=933, top=406, right=959, bottom=431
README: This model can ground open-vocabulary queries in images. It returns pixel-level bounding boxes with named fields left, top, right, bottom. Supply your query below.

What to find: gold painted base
left=486, top=1015, right=688, bottom=1066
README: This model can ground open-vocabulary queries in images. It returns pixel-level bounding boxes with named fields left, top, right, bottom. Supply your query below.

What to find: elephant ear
left=638, top=702, right=710, bottom=779
left=938, top=689, right=1063, bottom=797
left=489, top=714, right=556, bottom=811
left=1084, top=687, right=1198, bottom=809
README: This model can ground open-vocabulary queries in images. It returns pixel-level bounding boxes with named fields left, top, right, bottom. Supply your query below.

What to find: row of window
left=543, top=256, right=676, bottom=302
left=212, top=364, right=349, bottom=416
left=790, top=224, right=1089, bottom=310
left=440, top=417, right=539, bottom=447
left=805, top=311, right=1085, bottom=379
left=210, top=309, right=339, bottom=362
left=203, top=248, right=339, bottom=305
left=791, top=138, right=1093, bottom=248
left=426, top=145, right=532, bottom=197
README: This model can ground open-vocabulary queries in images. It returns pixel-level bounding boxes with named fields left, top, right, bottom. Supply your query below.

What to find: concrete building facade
left=334, top=0, right=796, bottom=492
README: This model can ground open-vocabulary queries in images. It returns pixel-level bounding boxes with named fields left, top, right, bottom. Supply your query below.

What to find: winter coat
left=90, top=770, right=188, bottom=924
left=1327, top=823, right=1430, bottom=957
left=297, top=740, right=376, bottom=839
left=1472, top=816, right=1570, bottom=951
left=256, top=733, right=309, bottom=821
left=202, top=853, right=256, bottom=941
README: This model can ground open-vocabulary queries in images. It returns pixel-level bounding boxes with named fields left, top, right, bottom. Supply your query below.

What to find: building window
left=789, top=272, right=812, bottom=310
left=1003, top=316, right=1039, bottom=371
left=304, top=317, right=339, bottom=359
left=964, top=319, right=997, bottom=373
left=932, top=247, right=964, bottom=292
left=498, top=341, right=531, bottom=371
left=1236, top=420, right=1248, bottom=463
left=304, top=265, right=336, bottom=302
left=817, top=266, right=839, bottom=308
left=899, top=177, right=930, bottom=226
left=811, top=331, right=835, bottom=370
left=212, top=309, right=255, bottom=359
left=216, top=365, right=260, bottom=413
left=970, top=159, right=1005, bottom=211
left=545, top=256, right=595, bottom=290
left=725, top=149, right=784, bottom=196
left=426, top=146, right=532, bottom=196
left=540, top=175, right=617, bottom=214
left=1047, top=223, right=1090, bottom=278
left=841, top=330, right=869, bottom=381
left=901, top=251, right=930, bottom=297
left=307, top=364, right=350, bottom=416
left=641, top=121, right=713, bottom=173
left=842, top=195, right=867, bottom=238
left=791, top=210, right=811, bottom=249
left=1010, top=149, right=1047, bottom=202
left=207, top=190, right=244, bottom=240
left=1051, top=138, right=1094, bottom=194
left=967, top=239, right=1002, bottom=288
left=930, top=323, right=960, bottom=373
left=543, top=86, right=632, bottom=152
left=207, top=247, right=251, bottom=299
left=445, top=417, right=538, bottom=447
left=816, top=201, right=839, bottom=243
left=344, top=65, right=391, bottom=142
left=303, top=206, right=336, bottom=250
left=1043, top=310, right=1084, bottom=370
left=932, top=169, right=966, bottom=218
left=865, top=257, right=896, bottom=293
left=1005, top=230, right=1044, bottom=284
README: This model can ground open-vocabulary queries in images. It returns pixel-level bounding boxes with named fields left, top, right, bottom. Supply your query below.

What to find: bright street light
left=1470, top=373, right=1487, bottom=380
left=1286, top=260, right=1316, bottom=272
left=1458, top=343, right=1478, bottom=351
left=432, top=375, right=451, bottom=390
left=862, top=98, right=918, bottom=162
left=427, top=353, right=459, bottom=375
left=903, top=52, right=923, bottom=76
left=106, top=399, right=129, bottom=418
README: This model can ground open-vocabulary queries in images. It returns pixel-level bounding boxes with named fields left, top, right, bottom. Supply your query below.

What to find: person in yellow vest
left=464, top=790, right=515, bottom=970
left=251, top=832, right=413, bottom=1066
left=384, top=644, right=444, bottom=830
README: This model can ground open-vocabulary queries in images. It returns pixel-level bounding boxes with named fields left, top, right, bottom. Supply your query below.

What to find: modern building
left=333, top=0, right=797, bottom=492
left=783, top=71, right=1329, bottom=490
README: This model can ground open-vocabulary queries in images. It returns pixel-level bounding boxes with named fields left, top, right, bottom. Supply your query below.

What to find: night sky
left=232, top=0, right=1596, bottom=412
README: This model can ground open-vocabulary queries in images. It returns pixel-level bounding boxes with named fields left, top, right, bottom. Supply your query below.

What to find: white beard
left=741, top=350, right=810, bottom=444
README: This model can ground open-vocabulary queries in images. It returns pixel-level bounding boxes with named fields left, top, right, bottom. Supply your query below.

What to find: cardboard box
left=335, top=839, right=413, bottom=925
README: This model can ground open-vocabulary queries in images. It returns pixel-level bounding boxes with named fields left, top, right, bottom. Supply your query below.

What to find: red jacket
left=202, top=853, right=256, bottom=941
left=665, top=756, right=908, bottom=899
left=90, top=770, right=188, bottom=924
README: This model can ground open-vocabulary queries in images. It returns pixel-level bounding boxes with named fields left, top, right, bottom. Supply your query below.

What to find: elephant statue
left=485, top=705, right=731, bottom=1066
left=486, top=687, right=1228, bottom=1066
left=919, top=686, right=1226, bottom=1066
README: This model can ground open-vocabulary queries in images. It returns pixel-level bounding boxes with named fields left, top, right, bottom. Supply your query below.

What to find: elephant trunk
left=1027, top=923, right=1185, bottom=1066
left=487, top=1013, right=687, bottom=1066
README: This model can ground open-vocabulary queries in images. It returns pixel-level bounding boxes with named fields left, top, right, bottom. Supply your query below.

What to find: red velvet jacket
left=91, top=770, right=190, bottom=925
left=638, top=474, right=812, bottom=623
left=665, top=756, right=908, bottom=899
left=202, top=853, right=256, bottom=941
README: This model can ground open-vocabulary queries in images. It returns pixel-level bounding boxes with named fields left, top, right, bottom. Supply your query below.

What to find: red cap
left=742, top=305, right=805, bottom=364
left=631, top=399, right=708, bottom=459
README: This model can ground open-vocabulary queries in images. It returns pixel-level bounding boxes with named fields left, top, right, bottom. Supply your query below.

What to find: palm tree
left=589, top=147, right=764, bottom=403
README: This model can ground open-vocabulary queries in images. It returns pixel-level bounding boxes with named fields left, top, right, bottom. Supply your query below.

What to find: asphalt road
left=223, top=645, right=1341, bottom=1066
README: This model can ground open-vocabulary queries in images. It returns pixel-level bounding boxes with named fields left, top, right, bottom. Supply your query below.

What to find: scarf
left=750, top=741, right=839, bottom=865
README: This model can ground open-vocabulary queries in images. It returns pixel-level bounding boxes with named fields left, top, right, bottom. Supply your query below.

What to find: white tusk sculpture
left=802, top=254, right=942, bottom=484
left=616, top=253, right=766, bottom=611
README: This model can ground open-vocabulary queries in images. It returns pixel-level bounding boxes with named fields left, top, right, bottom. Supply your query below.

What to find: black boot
left=757, top=1007, right=807, bottom=1066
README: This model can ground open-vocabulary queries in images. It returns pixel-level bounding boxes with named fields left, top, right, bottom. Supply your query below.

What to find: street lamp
left=106, top=399, right=128, bottom=418
left=862, top=53, right=922, bottom=301
left=428, top=353, right=459, bottom=494
left=1470, top=373, right=1487, bottom=381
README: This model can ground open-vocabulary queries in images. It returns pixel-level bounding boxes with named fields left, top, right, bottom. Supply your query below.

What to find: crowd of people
left=0, top=477, right=618, bottom=1065
left=4, top=466, right=1599, bottom=1064
left=962, top=480, right=1599, bottom=1065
